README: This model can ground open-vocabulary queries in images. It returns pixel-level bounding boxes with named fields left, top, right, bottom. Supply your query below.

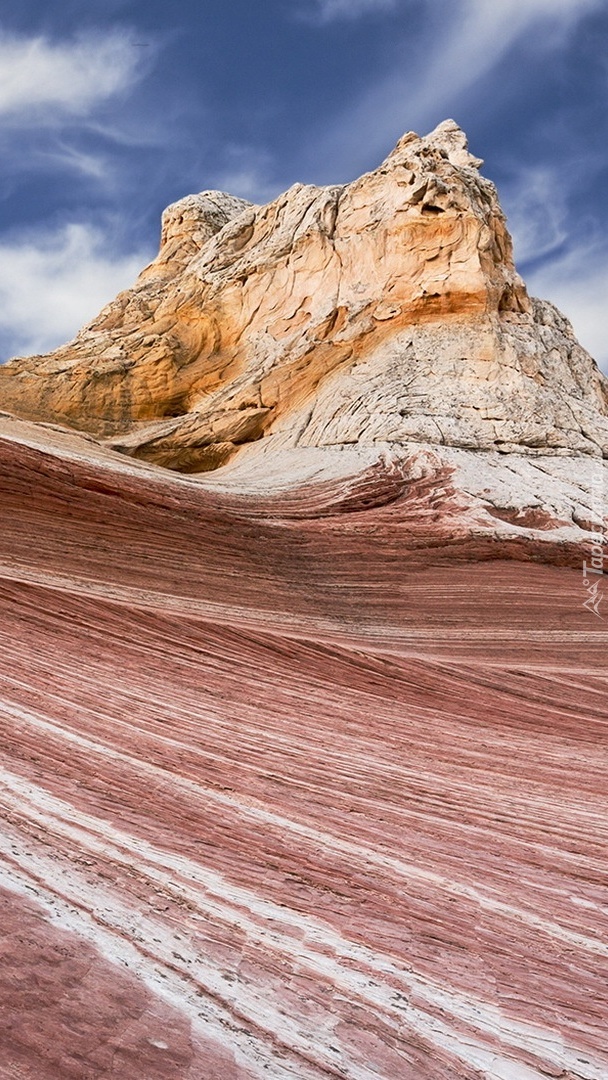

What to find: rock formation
left=1, top=120, right=606, bottom=475
left=1, top=414, right=607, bottom=1080
left=1, top=123, right=608, bottom=1079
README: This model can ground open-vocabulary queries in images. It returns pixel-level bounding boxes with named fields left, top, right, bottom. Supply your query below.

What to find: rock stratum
left=0, top=122, right=607, bottom=1079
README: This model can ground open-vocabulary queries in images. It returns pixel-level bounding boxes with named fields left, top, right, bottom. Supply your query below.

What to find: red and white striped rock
left=0, top=417, right=607, bottom=1079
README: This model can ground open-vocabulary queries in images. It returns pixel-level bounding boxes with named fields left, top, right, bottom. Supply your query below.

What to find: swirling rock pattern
left=0, top=417, right=607, bottom=1079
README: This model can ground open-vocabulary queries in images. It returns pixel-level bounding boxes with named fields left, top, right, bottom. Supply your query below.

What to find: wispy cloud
left=502, top=167, right=570, bottom=266
left=305, top=0, right=604, bottom=178
left=0, top=223, right=151, bottom=360
left=0, top=28, right=157, bottom=188
left=304, top=0, right=397, bottom=23
left=0, top=30, right=143, bottom=120
left=438, top=0, right=602, bottom=88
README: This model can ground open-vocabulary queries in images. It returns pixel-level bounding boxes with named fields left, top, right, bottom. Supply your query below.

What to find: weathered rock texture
left=0, top=417, right=607, bottom=1080
left=1, top=120, right=607, bottom=477
left=1, top=124, right=608, bottom=1079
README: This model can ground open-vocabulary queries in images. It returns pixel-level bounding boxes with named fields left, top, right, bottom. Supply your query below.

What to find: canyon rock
left=0, top=414, right=607, bottom=1080
left=1, top=123, right=608, bottom=1080
left=0, top=119, right=606, bottom=476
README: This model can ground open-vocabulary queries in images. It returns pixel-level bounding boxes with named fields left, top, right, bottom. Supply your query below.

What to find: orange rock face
left=1, top=120, right=606, bottom=469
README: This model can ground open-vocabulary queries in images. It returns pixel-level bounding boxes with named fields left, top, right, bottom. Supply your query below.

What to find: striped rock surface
left=0, top=416, right=607, bottom=1079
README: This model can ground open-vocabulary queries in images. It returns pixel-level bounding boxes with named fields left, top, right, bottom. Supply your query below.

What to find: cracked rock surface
left=0, top=119, right=606, bottom=476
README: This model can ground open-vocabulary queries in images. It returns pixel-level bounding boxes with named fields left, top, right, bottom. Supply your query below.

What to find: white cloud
left=502, top=167, right=570, bottom=266
left=0, top=223, right=152, bottom=359
left=0, top=30, right=141, bottom=120
left=306, top=0, right=397, bottom=22
left=526, top=244, right=608, bottom=373
left=408, top=0, right=603, bottom=128
left=307, top=0, right=604, bottom=177
left=414, top=0, right=581, bottom=107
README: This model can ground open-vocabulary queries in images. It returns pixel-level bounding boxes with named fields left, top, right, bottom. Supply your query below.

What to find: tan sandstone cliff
left=1, top=119, right=606, bottom=472
left=0, top=120, right=607, bottom=554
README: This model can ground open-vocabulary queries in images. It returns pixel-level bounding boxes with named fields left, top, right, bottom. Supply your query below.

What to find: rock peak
left=0, top=122, right=606, bottom=476
left=140, top=190, right=254, bottom=281
left=385, top=119, right=483, bottom=172
left=426, top=118, right=485, bottom=169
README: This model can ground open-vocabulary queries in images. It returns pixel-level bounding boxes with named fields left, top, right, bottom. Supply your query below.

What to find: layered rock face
left=1, top=124, right=608, bottom=1080
left=0, top=416, right=607, bottom=1080
left=1, top=120, right=606, bottom=476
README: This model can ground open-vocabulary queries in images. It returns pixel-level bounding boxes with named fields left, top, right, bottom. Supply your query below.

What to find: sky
left=0, top=0, right=607, bottom=369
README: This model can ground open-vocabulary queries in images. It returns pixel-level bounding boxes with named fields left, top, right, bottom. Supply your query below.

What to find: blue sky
left=0, top=0, right=607, bottom=369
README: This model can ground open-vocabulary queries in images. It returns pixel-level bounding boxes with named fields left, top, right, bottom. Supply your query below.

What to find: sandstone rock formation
left=1, top=123, right=608, bottom=1080
left=1, top=414, right=607, bottom=1080
left=1, top=119, right=606, bottom=476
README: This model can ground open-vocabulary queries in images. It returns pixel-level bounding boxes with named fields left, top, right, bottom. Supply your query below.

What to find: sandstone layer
left=0, top=417, right=607, bottom=1079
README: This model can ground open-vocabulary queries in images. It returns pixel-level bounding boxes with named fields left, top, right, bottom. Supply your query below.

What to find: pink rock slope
left=0, top=414, right=606, bottom=1080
